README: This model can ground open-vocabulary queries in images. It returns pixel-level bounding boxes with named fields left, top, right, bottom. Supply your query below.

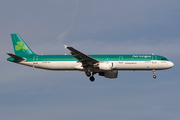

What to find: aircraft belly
left=20, top=62, right=35, bottom=67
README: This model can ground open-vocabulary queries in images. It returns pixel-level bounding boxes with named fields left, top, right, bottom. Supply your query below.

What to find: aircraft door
left=33, top=56, right=38, bottom=64
left=152, top=55, right=157, bottom=63
left=119, top=56, right=123, bottom=64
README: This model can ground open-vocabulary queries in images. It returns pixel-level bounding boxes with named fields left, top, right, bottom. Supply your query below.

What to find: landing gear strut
left=85, top=71, right=91, bottom=77
left=153, top=69, right=156, bottom=79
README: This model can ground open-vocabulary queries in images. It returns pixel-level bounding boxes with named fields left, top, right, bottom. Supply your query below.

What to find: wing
left=64, top=45, right=99, bottom=67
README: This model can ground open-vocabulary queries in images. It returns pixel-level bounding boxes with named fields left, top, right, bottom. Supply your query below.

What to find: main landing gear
left=153, top=69, right=156, bottom=79
left=90, top=76, right=95, bottom=82
left=85, top=71, right=91, bottom=77
left=85, top=71, right=96, bottom=82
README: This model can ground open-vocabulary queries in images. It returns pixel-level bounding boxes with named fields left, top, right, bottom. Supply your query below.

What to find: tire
left=153, top=75, right=156, bottom=79
left=90, top=76, right=95, bottom=82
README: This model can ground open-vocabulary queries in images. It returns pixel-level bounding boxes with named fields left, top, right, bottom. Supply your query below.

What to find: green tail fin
left=11, top=34, right=35, bottom=56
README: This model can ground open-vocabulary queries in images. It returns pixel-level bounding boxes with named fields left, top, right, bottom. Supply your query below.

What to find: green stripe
left=20, top=54, right=169, bottom=62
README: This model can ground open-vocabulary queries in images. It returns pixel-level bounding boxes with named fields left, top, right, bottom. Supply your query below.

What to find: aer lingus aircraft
left=7, top=34, right=174, bottom=82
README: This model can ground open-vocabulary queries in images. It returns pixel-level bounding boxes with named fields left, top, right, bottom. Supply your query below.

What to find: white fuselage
left=19, top=60, right=174, bottom=72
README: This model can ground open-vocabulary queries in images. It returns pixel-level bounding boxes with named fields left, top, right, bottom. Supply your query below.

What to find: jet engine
left=99, top=62, right=113, bottom=70
left=99, top=70, right=118, bottom=78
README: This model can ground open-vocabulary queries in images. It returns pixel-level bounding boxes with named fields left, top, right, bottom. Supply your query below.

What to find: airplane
left=7, top=34, right=174, bottom=82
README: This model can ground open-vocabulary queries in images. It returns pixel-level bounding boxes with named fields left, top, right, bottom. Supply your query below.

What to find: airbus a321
left=7, top=34, right=174, bottom=82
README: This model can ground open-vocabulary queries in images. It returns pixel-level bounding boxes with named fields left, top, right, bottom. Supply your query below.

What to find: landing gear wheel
left=153, top=75, right=156, bottom=79
left=152, top=69, right=156, bottom=79
left=90, top=76, right=95, bottom=82
left=85, top=72, right=91, bottom=77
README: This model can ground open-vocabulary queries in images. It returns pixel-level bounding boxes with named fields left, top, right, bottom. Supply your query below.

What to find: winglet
left=64, top=44, right=68, bottom=49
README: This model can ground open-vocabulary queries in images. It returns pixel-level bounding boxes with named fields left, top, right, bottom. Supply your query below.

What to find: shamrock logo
left=15, top=41, right=27, bottom=52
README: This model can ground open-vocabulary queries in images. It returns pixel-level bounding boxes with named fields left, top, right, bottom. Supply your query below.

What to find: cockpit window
left=161, top=58, right=167, bottom=60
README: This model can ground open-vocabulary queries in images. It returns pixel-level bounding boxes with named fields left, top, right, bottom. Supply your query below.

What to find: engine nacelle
left=99, top=70, right=118, bottom=78
left=99, top=62, right=113, bottom=70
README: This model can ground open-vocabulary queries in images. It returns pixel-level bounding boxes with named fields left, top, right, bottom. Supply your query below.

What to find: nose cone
left=168, top=61, right=174, bottom=68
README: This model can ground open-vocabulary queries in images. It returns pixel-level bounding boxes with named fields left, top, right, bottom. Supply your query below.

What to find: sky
left=1, top=0, right=180, bottom=120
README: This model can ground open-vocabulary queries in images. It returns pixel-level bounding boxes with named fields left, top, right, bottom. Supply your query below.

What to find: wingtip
left=7, top=53, right=12, bottom=56
left=64, top=44, right=68, bottom=48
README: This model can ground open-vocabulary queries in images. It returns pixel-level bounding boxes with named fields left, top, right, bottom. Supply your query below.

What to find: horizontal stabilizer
left=7, top=53, right=25, bottom=61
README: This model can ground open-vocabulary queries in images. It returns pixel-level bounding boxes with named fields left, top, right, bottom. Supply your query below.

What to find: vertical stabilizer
left=11, top=34, right=35, bottom=56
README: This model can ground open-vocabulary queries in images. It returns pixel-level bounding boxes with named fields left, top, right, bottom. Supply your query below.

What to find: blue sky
left=1, top=0, right=180, bottom=120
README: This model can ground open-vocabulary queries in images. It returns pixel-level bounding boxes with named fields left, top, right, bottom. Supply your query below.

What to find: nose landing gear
left=153, top=69, right=156, bottom=79
left=153, top=75, right=156, bottom=79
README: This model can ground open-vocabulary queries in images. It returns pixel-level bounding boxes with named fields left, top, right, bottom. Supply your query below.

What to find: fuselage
left=8, top=54, right=174, bottom=72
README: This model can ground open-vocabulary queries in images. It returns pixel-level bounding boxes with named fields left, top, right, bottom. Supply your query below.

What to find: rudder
left=11, top=34, right=35, bottom=56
